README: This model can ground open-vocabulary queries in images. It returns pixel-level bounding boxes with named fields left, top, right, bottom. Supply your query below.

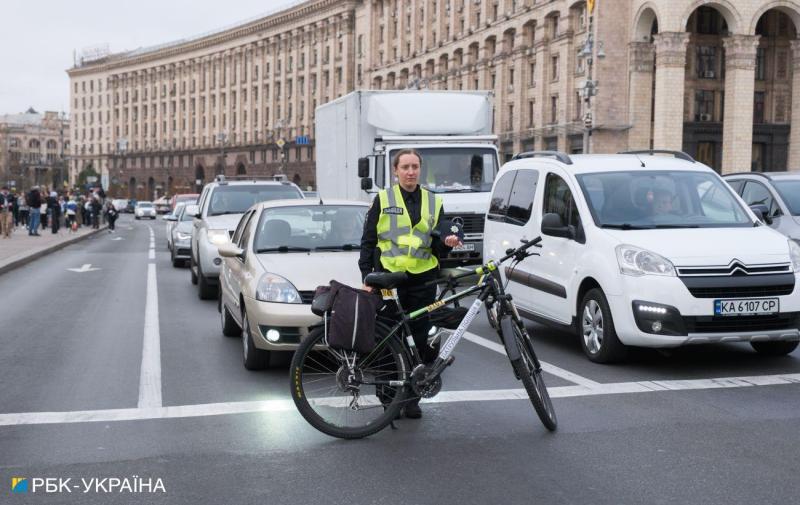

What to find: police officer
left=359, top=148, right=462, bottom=419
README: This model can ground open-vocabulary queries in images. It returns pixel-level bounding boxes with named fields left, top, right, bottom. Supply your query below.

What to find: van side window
left=543, top=173, right=580, bottom=228
left=487, top=171, right=516, bottom=222
left=506, top=170, right=539, bottom=225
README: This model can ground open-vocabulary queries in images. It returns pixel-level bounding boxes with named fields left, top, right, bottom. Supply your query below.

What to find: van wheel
left=242, top=307, right=270, bottom=370
left=578, top=288, right=627, bottom=363
left=751, top=340, right=799, bottom=356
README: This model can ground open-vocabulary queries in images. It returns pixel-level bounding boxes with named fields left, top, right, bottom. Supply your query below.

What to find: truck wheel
left=578, top=288, right=627, bottom=363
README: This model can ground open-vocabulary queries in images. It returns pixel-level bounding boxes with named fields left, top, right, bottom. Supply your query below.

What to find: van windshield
left=398, top=147, right=497, bottom=193
left=576, top=171, right=753, bottom=228
left=772, top=180, right=800, bottom=216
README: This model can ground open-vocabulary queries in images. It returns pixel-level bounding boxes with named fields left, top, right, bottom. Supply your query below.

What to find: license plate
left=451, top=243, right=475, bottom=252
left=714, top=298, right=779, bottom=316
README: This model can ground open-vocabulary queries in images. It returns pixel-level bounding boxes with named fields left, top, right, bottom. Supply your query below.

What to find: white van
left=483, top=151, right=800, bottom=363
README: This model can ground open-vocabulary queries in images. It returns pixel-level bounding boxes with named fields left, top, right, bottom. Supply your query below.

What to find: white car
left=218, top=200, right=367, bottom=369
left=190, top=175, right=304, bottom=299
left=483, top=150, right=800, bottom=363
left=135, top=201, right=156, bottom=220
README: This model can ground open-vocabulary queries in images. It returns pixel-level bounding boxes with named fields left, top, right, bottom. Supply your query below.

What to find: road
left=1, top=214, right=799, bottom=504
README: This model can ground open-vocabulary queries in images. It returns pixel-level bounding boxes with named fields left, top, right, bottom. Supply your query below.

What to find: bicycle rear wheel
left=290, top=324, right=408, bottom=439
left=504, top=318, right=557, bottom=431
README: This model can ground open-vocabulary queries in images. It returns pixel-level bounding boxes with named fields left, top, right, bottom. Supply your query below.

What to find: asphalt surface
left=1, top=214, right=799, bottom=504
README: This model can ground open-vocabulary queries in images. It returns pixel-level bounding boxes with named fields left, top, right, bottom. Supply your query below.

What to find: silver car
left=164, top=202, right=186, bottom=251
left=723, top=172, right=800, bottom=243
left=169, top=204, right=197, bottom=267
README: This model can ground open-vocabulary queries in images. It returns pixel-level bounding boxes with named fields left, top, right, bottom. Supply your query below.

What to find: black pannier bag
left=311, top=280, right=382, bottom=354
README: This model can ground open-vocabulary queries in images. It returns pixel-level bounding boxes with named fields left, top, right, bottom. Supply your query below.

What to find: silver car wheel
left=242, top=312, right=250, bottom=360
left=582, top=300, right=604, bottom=355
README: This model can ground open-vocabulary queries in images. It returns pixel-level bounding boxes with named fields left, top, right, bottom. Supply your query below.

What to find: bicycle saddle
left=364, top=271, right=408, bottom=289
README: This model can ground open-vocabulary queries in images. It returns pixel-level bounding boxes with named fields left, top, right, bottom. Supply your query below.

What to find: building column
left=628, top=42, right=655, bottom=150
left=652, top=32, right=690, bottom=150
left=788, top=40, right=800, bottom=169
left=721, top=35, right=760, bottom=173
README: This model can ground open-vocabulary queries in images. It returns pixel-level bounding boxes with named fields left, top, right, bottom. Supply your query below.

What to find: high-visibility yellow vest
left=377, top=185, right=442, bottom=274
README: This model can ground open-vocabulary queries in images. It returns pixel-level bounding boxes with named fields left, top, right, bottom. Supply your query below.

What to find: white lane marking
left=1, top=373, right=798, bottom=426
left=67, top=264, right=101, bottom=273
left=147, top=225, right=156, bottom=259
left=137, top=263, right=162, bottom=408
left=462, top=331, right=601, bottom=388
left=148, top=250, right=155, bottom=260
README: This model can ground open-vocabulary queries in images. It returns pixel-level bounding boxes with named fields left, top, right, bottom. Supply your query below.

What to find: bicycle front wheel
left=504, top=318, right=558, bottom=431
left=290, top=324, right=408, bottom=439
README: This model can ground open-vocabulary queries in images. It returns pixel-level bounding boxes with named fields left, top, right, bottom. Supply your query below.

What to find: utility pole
left=580, top=0, right=603, bottom=154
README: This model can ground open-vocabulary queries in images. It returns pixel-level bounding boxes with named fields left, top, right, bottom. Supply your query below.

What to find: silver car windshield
left=772, top=180, right=800, bottom=216
left=576, top=171, right=753, bottom=229
left=253, top=205, right=367, bottom=253
left=209, top=186, right=302, bottom=216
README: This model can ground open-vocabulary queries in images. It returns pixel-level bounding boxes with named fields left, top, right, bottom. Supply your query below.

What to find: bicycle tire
left=290, top=324, right=408, bottom=439
left=506, top=318, right=558, bottom=431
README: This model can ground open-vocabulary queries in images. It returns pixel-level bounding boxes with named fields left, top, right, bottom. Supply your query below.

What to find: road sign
left=296, top=135, right=310, bottom=145
left=276, top=139, right=286, bottom=148
left=588, top=0, right=595, bottom=14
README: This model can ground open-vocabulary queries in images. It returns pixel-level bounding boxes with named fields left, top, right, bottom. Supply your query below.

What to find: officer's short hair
left=392, top=149, right=423, bottom=170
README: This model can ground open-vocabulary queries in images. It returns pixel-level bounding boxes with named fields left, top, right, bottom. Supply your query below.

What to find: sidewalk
left=0, top=223, right=108, bottom=276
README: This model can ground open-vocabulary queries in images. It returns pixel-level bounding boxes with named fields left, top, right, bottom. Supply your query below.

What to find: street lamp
left=579, top=15, right=605, bottom=154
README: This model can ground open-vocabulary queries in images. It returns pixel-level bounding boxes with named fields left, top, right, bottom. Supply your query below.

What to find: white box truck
left=315, top=90, right=500, bottom=265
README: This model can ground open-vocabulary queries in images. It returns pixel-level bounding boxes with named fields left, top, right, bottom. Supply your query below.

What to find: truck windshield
left=404, top=147, right=497, bottom=193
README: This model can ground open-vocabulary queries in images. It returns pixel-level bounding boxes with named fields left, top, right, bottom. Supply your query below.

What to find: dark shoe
left=403, top=400, right=422, bottom=419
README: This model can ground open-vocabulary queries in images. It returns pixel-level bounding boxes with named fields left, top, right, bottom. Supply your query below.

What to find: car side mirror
left=164, top=215, right=177, bottom=221
left=541, top=212, right=574, bottom=239
left=218, top=243, right=244, bottom=259
left=749, top=204, right=773, bottom=225
left=194, top=212, right=202, bottom=219
left=361, top=177, right=373, bottom=191
left=357, top=157, right=370, bottom=178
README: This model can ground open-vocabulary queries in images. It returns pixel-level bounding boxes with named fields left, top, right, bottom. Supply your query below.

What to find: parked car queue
left=156, top=154, right=800, bottom=370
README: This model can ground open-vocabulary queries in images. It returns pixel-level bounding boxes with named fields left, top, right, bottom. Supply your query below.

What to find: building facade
left=67, top=0, right=800, bottom=200
left=0, top=108, right=70, bottom=191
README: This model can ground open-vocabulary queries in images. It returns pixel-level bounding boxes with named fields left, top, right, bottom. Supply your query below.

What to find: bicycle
left=290, top=236, right=557, bottom=439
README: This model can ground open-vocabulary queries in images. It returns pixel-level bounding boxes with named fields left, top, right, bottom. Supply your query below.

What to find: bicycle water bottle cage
left=364, top=271, right=408, bottom=290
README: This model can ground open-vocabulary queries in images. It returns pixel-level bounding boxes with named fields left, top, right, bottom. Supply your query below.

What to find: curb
left=0, top=226, right=109, bottom=277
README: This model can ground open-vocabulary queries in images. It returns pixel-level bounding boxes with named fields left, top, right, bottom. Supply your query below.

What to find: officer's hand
left=361, top=285, right=373, bottom=293
left=444, top=235, right=462, bottom=248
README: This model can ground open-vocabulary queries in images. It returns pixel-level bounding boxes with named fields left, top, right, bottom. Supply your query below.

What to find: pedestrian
left=358, top=148, right=463, bottom=419
left=91, top=195, right=102, bottom=229
left=26, top=186, right=42, bottom=236
left=40, top=196, right=48, bottom=231
left=47, top=191, right=60, bottom=234
left=11, top=189, right=19, bottom=227
left=17, top=193, right=28, bottom=228
left=65, top=197, right=78, bottom=232
left=104, top=199, right=118, bottom=232
left=0, top=186, right=13, bottom=238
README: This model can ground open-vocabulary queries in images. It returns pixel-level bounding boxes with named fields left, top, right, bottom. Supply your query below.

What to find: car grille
left=684, top=313, right=800, bottom=333
left=298, top=291, right=315, bottom=304
left=442, top=214, right=485, bottom=235
left=680, top=273, right=795, bottom=299
left=677, top=262, right=791, bottom=276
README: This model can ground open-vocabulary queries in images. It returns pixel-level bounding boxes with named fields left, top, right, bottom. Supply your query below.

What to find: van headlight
left=256, top=273, right=302, bottom=303
left=207, top=229, right=229, bottom=245
left=616, top=244, right=676, bottom=277
left=789, top=240, right=800, bottom=272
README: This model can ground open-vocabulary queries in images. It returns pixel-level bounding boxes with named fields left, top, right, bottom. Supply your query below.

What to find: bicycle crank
left=410, top=364, right=443, bottom=399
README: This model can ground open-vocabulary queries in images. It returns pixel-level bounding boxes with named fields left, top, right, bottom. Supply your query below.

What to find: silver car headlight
left=176, top=232, right=192, bottom=241
left=255, top=273, right=302, bottom=303
left=789, top=239, right=800, bottom=272
left=616, top=244, right=676, bottom=277
left=207, top=229, right=229, bottom=245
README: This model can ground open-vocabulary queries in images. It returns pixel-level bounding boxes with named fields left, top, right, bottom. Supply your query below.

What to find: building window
left=550, top=95, right=558, bottom=123
left=754, top=91, right=766, bottom=124
left=694, top=90, right=715, bottom=121
left=551, top=55, right=559, bottom=81
left=755, top=48, right=766, bottom=81
left=529, top=61, right=536, bottom=86
left=696, top=46, right=717, bottom=79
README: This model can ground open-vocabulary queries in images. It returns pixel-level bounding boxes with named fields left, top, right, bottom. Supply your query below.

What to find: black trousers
left=396, top=279, right=439, bottom=364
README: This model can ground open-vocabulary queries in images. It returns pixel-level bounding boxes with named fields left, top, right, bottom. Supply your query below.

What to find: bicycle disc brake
left=410, top=364, right=442, bottom=399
